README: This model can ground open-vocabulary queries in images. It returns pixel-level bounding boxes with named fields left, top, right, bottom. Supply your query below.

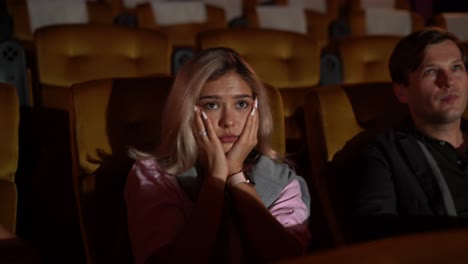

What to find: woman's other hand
left=193, top=107, right=228, bottom=180
left=226, top=99, right=258, bottom=175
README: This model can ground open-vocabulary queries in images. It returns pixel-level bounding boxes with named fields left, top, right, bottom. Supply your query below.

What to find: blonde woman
left=125, top=47, right=310, bottom=264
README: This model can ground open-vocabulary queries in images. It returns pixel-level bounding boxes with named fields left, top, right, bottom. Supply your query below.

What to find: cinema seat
left=0, top=82, right=19, bottom=233
left=69, top=76, right=173, bottom=264
left=34, top=24, right=171, bottom=111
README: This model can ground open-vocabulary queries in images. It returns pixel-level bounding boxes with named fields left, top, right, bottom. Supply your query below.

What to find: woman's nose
left=219, top=109, right=235, bottom=128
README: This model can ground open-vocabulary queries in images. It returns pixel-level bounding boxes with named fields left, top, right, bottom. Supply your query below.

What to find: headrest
left=256, top=6, right=307, bottom=34
left=123, top=0, right=148, bottom=8
left=0, top=82, right=19, bottom=182
left=365, top=8, right=411, bottom=36
left=288, top=0, right=326, bottom=14
left=26, top=0, right=89, bottom=32
left=443, top=13, right=468, bottom=41
left=343, top=82, right=409, bottom=129
left=149, top=1, right=207, bottom=25
left=203, top=0, right=242, bottom=22
left=72, top=76, right=173, bottom=173
left=361, top=0, right=395, bottom=9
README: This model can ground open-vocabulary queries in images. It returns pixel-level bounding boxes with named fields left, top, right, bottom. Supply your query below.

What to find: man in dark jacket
left=335, top=27, right=468, bottom=243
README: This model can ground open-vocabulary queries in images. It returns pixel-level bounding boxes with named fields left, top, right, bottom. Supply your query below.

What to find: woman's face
left=198, top=72, right=255, bottom=153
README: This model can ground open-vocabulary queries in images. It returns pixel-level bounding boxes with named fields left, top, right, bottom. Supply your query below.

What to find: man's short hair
left=389, top=27, right=467, bottom=86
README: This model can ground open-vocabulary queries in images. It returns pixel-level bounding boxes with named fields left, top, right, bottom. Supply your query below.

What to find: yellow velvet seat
left=337, top=35, right=403, bottom=84
left=69, top=76, right=173, bottom=264
left=197, top=28, right=320, bottom=159
left=263, top=82, right=286, bottom=155
left=34, top=24, right=172, bottom=111
left=0, top=82, right=19, bottom=233
left=68, top=76, right=285, bottom=263
left=6, top=0, right=115, bottom=52
left=135, top=2, right=227, bottom=49
left=305, top=82, right=409, bottom=181
left=303, top=82, right=410, bottom=246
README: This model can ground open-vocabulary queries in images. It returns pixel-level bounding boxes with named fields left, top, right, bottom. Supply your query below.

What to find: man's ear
left=393, top=83, right=409, bottom=103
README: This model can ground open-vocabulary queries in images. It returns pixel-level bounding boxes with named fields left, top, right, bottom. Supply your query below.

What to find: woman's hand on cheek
left=226, top=99, right=259, bottom=175
left=194, top=107, right=228, bottom=180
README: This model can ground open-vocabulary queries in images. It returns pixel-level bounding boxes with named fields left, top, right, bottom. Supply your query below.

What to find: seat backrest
left=198, top=28, right=320, bottom=89
left=432, top=12, right=468, bottom=41
left=349, top=0, right=411, bottom=12
left=6, top=0, right=114, bottom=50
left=338, top=35, right=402, bottom=84
left=69, top=75, right=173, bottom=264
left=203, top=0, right=243, bottom=25
left=245, top=6, right=308, bottom=34
left=348, top=9, right=424, bottom=37
left=244, top=5, right=331, bottom=48
left=263, top=82, right=286, bottom=155
left=198, top=28, right=320, bottom=155
left=34, top=24, right=172, bottom=111
left=288, top=0, right=340, bottom=21
left=304, top=82, right=409, bottom=245
left=0, top=82, right=19, bottom=233
left=135, top=1, right=227, bottom=48
left=305, top=82, right=409, bottom=170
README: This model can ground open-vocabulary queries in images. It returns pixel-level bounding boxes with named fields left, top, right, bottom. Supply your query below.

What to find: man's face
left=397, top=40, right=468, bottom=126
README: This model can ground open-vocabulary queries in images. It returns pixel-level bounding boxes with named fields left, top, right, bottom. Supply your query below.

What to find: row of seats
left=4, top=74, right=468, bottom=262
left=27, top=23, right=466, bottom=155
left=51, top=78, right=395, bottom=261
left=65, top=77, right=468, bottom=262
left=0, top=22, right=413, bottom=262
left=2, top=1, right=468, bottom=262
left=10, top=0, right=468, bottom=53
left=5, top=24, right=406, bottom=155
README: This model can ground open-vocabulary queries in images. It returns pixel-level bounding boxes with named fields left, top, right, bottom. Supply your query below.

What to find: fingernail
left=254, top=98, right=258, bottom=109
left=251, top=108, right=256, bottom=116
left=202, top=111, right=208, bottom=120
left=194, top=106, right=198, bottom=112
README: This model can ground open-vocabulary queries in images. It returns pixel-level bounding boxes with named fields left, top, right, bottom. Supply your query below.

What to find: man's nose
left=436, top=70, right=454, bottom=89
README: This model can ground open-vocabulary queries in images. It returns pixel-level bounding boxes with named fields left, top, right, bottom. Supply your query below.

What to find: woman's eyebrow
left=233, top=94, right=253, bottom=99
left=199, top=94, right=253, bottom=100
left=199, top=95, right=221, bottom=100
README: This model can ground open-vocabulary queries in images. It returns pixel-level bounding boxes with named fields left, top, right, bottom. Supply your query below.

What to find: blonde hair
left=133, top=47, right=281, bottom=175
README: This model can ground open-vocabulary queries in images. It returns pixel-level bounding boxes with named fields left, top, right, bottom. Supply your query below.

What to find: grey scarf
left=176, top=155, right=310, bottom=210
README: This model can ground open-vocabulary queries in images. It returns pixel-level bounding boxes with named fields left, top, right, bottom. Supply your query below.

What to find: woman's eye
left=237, top=101, right=249, bottom=108
left=205, top=102, right=219, bottom=109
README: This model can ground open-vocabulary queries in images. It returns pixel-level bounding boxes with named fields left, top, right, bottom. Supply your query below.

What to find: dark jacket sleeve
left=333, top=129, right=463, bottom=243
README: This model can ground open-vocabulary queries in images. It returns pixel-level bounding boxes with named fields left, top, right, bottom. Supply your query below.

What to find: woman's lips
left=219, top=135, right=238, bottom=143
